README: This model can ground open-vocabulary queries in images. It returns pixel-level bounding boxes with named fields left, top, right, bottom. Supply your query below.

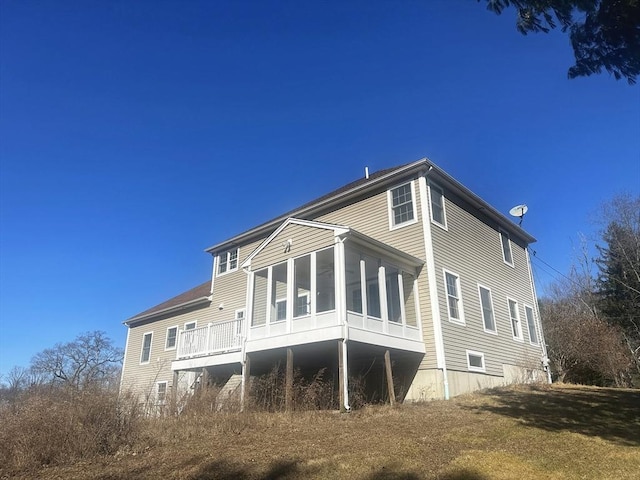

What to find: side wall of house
left=428, top=183, right=545, bottom=397
left=120, top=303, right=216, bottom=404
left=208, top=238, right=264, bottom=324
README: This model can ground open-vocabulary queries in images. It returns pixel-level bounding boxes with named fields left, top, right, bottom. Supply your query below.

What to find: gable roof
left=241, top=218, right=349, bottom=269
left=125, top=280, right=211, bottom=325
left=206, top=158, right=536, bottom=254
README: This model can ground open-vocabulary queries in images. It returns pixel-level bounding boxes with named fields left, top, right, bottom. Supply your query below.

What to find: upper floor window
left=478, top=285, right=497, bottom=334
left=500, top=230, right=513, bottom=266
left=429, top=183, right=447, bottom=229
left=184, top=321, right=196, bottom=331
left=388, top=182, right=417, bottom=229
left=165, top=326, right=178, bottom=350
left=508, top=298, right=523, bottom=341
left=524, top=304, right=539, bottom=345
left=444, top=270, right=464, bottom=324
left=140, top=332, right=152, bottom=364
left=218, top=248, right=239, bottom=275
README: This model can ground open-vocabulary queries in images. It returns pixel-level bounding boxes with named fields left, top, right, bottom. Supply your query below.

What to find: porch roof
left=124, top=280, right=211, bottom=326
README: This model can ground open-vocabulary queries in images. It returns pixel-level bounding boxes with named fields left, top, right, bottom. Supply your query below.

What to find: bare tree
left=540, top=241, right=632, bottom=386
left=30, top=331, right=123, bottom=390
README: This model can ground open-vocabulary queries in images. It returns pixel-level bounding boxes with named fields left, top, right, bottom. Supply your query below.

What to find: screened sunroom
left=245, top=227, right=425, bottom=354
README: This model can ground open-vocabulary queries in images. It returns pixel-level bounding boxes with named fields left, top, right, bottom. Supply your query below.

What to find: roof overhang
left=205, top=158, right=429, bottom=254
left=342, top=230, right=425, bottom=270
left=124, top=295, right=212, bottom=326
left=205, top=157, right=536, bottom=254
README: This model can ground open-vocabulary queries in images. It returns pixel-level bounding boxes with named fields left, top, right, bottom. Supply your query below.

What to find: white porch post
left=336, top=238, right=350, bottom=412
left=379, top=264, right=389, bottom=334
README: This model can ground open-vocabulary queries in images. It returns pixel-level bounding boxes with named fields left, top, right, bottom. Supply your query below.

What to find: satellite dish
left=509, top=204, right=528, bottom=226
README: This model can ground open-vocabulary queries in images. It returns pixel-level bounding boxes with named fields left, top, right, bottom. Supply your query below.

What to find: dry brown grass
left=2, top=383, right=639, bottom=480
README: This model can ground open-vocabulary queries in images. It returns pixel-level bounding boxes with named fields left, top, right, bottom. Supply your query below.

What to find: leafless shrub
left=250, top=364, right=339, bottom=411
left=0, top=385, right=142, bottom=475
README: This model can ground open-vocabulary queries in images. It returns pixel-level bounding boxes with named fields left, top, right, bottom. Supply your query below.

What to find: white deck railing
left=177, top=318, right=244, bottom=359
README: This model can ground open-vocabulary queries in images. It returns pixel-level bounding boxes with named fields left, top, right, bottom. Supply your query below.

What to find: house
left=120, top=158, right=550, bottom=411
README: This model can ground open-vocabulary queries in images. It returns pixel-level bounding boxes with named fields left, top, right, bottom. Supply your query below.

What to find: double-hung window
left=500, top=230, right=513, bottom=266
left=388, top=182, right=416, bottom=229
left=429, top=183, right=447, bottom=229
left=156, top=381, right=167, bottom=404
left=218, top=248, right=239, bottom=275
left=444, top=270, right=464, bottom=324
left=524, top=305, right=539, bottom=345
left=478, top=285, right=497, bottom=333
left=508, top=298, right=522, bottom=341
left=140, top=332, right=152, bottom=364
left=165, top=326, right=178, bottom=350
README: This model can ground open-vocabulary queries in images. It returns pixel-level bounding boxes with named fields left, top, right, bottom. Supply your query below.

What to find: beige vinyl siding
left=430, top=187, right=543, bottom=377
left=121, top=303, right=215, bottom=399
left=208, top=238, right=263, bottom=323
left=250, top=223, right=336, bottom=271
left=315, top=177, right=436, bottom=369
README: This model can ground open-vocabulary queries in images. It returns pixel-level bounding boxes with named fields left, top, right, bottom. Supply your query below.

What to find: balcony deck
left=172, top=311, right=424, bottom=371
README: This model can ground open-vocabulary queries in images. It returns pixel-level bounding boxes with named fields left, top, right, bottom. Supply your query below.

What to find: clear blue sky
left=1, top=1, right=638, bottom=378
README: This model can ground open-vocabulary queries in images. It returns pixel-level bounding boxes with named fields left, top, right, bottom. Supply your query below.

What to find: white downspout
left=526, top=248, right=552, bottom=384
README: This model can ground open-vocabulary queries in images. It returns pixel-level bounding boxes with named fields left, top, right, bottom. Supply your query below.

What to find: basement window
left=466, top=350, right=486, bottom=373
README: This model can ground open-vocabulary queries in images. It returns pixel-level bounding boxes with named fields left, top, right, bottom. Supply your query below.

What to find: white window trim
left=165, top=325, right=178, bottom=351
left=524, top=303, right=539, bottom=346
left=156, top=381, right=168, bottom=404
left=295, top=292, right=311, bottom=317
left=466, top=350, right=486, bottom=373
left=443, top=269, right=464, bottom=325
left=428, top=182, right=448, bottom=230
left=507, top=297, right=523, bottom=342
left=235, top=308, right=245, bottom=319
left=217, top=248, right=240, bottom=276
left=184, top=321, right=196, bottom=330
left=140, top=332, right=153, bottom=365
left=387, top=180, right=418, bottom=231
left=274, top=297, right=287, bottom=322
left=500, top=230, right=514, bottom=267
left=478, top=284, right=498, bottom=335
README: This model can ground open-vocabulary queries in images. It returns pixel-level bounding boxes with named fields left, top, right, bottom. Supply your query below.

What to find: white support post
left=379, top=264, right=388, bottom=334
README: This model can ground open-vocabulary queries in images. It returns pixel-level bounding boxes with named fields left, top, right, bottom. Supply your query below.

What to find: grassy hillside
left=4, top=383, right=639, bottom=480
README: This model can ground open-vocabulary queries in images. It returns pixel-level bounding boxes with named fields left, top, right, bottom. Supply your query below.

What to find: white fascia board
left=426, top=162, right=536, bottom=244
left=205, top=158, right=429, bottom=254
left=124, top=296, right=212, bottom=326
left=206, top=157, right=535, bottom=255
left=240, top=217, right=349, bottom=269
